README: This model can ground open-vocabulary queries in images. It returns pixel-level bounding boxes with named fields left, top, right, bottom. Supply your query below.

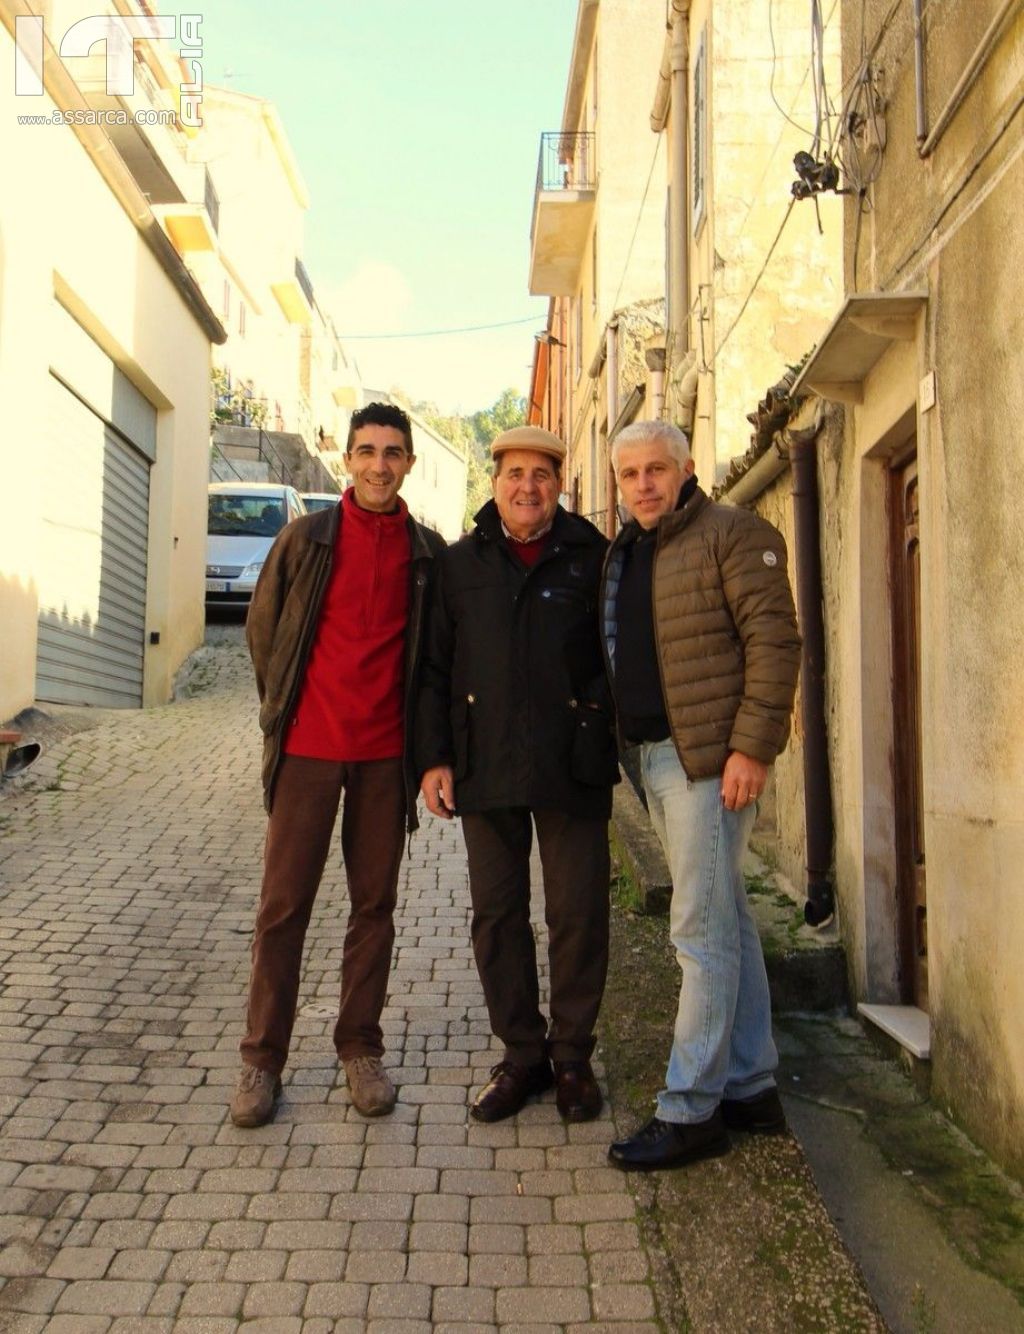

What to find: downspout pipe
left=669, top=13, right=689, bottom=357
left=919, top=0, right=1018, bottom=157
left=605, top=322, right=619, bottom=539
left=789, top=432, right=835, bottom=927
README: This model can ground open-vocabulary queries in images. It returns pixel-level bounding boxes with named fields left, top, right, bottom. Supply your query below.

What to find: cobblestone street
left=0, top=634, right=658, bottom=1333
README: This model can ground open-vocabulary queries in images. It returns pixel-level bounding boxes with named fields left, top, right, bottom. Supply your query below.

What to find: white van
left=206, top=482, right=306, bottom=610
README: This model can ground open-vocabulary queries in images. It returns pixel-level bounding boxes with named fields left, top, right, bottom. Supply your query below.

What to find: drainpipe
left=605, top=322, right=619, bottom=538
left=912, top=0, right=927, bottom=149
left=669, top=11, right=690, bottom=357
left=918, top=0, right=1018, bottom=157
left=789, top=428, right=835, bottom=927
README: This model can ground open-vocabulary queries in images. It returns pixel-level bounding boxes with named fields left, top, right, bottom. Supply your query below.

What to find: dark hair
left=346, top=401, right=414, bottom=456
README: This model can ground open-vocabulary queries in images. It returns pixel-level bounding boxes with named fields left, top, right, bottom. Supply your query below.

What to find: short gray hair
left=611, top=421, right=691, bottom=472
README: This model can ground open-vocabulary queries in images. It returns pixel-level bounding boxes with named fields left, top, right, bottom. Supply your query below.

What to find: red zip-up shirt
left=283, top=488, right=411, bottom=761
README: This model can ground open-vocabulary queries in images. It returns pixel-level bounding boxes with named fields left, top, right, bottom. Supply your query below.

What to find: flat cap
left=490, top=425, right=566, bottom=463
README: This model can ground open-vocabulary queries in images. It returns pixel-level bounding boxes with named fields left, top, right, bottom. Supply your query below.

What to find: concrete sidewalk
left=0, top=639, right=658, bottom=1332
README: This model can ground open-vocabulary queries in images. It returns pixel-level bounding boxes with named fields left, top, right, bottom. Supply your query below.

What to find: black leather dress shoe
left=470, top=1060, right=554, bottom=1123
left=554, top=1060, right=603, bottom=1122
left=721, top=1087, right=787, bottom=1134
left=608, top=1111, right=730, bottom=1171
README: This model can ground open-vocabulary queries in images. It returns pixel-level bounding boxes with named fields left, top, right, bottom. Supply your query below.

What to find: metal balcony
left=529, top=132, right=596, bottom=297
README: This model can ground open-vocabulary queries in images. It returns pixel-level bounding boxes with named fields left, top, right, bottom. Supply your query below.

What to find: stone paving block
left=553, top=1193, right=636, bottom=1224
left=587, top=1248, right=650, bottom=1284
left=163, top=1250, right=228, bottom=1283
left=0, top=1276, right=67, bottom=1314
left=328, top=1192, right=414, bottom=1223
left=590, top=1282, right=657, bottom=1321
left=467, top=1223, right=525, bottom=1255
left=54, top=1281, right=156, bottom=1316
left=406, top=1250, right=470, bottom=1285
left=412, top=1193, right=469, bottom=1224
left=245, top=1193, right=331, bottom=1221
left=236, top=1320, right=302, bottom=1333
left=366, top=1281, right=433, bottom=1319
left=431, top=1284, right=497, bottom=1323
left=241, top=1281, right=307, bottom=1318
left=468, top=1253, right=529, bottom=1288
left=583, top=1220, right=642, bottom=1252
left=345, top=1249, right=408, bottom=1283
left=527, top=1253, right=589, bottom=1286
left=495, top=1285, right=591, bottom=1324
left=223, top=1249, right=288, bottom=1282
left=302, top=1281, right=371, bottom=1318
left=263, top=1220, right=351, bottom=1251
left=167, top=1320, right=238, bottom=1334
left=283, top=1248, right=347, bottom=1282
left=469, top=1197, right=552, bottom=1226
left=106, top=1250, right=172, bottom=1282
left=45, top=1318, right=111, bottom=1333
left=107, top=1320, right=176, bottom=1333
left=409, top=1220, right=467, bottom=1253
left=146, top=1222, right=210, bottom=1252
left=45, top=1247, right=116, bottom=1280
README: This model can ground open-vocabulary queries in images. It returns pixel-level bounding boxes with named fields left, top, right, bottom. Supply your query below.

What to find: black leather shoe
left=554, top=1060, right=603, bottom=1122
left=470, top=1060, right=554, bottom=1122
left=721, top=1087, right=787, bottom=1134
left=608, top=1112, right=730, bottom=1171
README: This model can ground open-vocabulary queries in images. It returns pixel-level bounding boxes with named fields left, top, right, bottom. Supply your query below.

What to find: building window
left=592, top=229, right=598, bottom=312
left=222, top=279, right=231, bottom=321
left=238, top=302, right=246, bottom=337
left=692, top=27, right=707, bottom=234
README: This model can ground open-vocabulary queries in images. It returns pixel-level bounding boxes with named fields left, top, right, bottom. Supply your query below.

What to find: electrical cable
left=610, top=132, right=664, bottom=316
left=708, top=199, right=796, bottom=369
left=337, top=315, right=541, bottom=340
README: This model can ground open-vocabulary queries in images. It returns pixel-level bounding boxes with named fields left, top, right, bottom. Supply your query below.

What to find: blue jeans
left=641, top=740, right=778, bottom=1123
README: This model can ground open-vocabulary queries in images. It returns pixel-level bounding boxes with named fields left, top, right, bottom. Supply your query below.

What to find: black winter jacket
left=415, top=501, right=618, bottom=819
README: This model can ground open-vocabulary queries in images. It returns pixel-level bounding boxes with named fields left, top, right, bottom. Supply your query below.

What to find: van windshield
left=208, top=495, right=286, bottom=538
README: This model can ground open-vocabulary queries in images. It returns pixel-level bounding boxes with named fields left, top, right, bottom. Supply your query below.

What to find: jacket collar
left=611, top=481, right=708, bottom=550
left=307, top=495, right=438, bottom=560
left=474, top=498, right=597, bottom=547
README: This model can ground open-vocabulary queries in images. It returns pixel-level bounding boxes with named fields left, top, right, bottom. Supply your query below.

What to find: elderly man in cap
left=417, top=426, right=617, bottom=1123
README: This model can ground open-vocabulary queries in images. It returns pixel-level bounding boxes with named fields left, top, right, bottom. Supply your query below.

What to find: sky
left=159, top=0, right=579, bottom=415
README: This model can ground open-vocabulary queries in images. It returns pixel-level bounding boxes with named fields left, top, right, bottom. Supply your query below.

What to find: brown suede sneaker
left=229, top=1064, right=282, bottom=1128
left=344, top=1055, right=397, bottom=1117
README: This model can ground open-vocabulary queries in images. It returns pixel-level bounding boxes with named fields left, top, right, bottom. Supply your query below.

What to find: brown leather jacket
left=245, top=501, right=446, bottom=827
left=601, top=485, right=801, bottom=779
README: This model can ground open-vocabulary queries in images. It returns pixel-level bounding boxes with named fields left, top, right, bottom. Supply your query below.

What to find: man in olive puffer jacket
left=601, top=420, right=801, bottom=1171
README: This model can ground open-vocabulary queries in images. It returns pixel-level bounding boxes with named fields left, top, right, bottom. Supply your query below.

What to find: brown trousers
left=240, top=754, right=404, bottom=1075
left=461, top=807, right=610, bottom=1067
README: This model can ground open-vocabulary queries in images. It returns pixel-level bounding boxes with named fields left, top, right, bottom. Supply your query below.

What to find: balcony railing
left=535, top=131, right=595, bottom=195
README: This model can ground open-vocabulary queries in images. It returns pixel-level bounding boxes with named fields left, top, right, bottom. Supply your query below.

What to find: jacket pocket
left=570, top=703, right=619, bottom=787
left=451, top=694, right=474, bottom=781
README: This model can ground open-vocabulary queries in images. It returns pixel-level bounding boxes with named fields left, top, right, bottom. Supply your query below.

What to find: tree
left=418, top=388, right=527, bottom=529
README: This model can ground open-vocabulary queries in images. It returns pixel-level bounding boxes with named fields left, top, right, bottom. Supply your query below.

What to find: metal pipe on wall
left=790, top=433, right=835, bottom=927
left=919, top=0, right=1018, bottom=157
left=605, top=322, right=619, bottom=538
left=669, top=13, right=690, bottom=356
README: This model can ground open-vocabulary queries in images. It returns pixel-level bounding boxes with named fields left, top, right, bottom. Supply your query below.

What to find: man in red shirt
left=231, top=402, right=445, bottom=1128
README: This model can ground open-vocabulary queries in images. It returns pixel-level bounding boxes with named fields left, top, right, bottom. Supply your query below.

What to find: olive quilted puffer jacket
left=602, top=486, right=801, bottom=779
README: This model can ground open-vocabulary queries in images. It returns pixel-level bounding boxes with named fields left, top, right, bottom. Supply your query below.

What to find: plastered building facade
left=0, top=0, right=224, bottom=718
left=724, top=0, right=1024, bottom=1177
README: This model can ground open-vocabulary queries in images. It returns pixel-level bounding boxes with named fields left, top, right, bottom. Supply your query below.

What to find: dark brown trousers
left=461, top=807, right=610, bottom=1067
left=240, top=754, right=404, bottom=1075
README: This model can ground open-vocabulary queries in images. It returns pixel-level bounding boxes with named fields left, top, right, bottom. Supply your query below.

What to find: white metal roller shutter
left=35, top=377, right=151, bottom=707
